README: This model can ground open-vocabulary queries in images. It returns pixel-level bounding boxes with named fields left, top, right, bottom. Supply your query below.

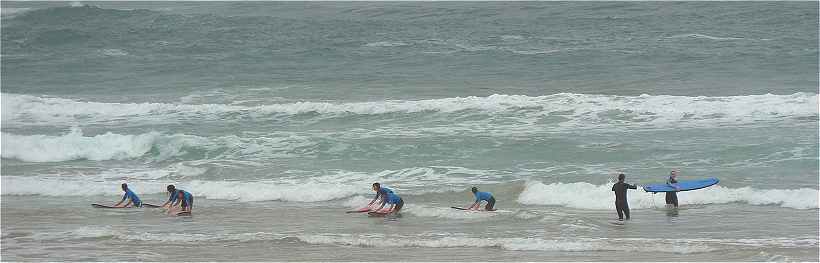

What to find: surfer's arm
left=113, top=194, right=127, bottom=207
left=468, top=201, right=480, bottom=210
left=368, top=192, right=381, bottom=206
left=628, top=184, right=637, bottom=189
left=374, top=200, right=387, bottom=211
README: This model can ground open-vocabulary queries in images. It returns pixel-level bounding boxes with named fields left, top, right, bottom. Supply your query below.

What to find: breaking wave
left=517, top=181, right=819, bottom=210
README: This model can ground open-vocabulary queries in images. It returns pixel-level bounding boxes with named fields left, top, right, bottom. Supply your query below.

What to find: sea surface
left=1, top=2, right=818, bottom=261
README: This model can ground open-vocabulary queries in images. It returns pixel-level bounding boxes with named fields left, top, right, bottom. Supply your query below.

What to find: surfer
left=161, top=185, right=194, bottom=214
left=665, top=170, right=680, bottom=207
left=611, top=174, right=637, bottom=220
left=373, top=190, right=403, bottom=215
left=467, top=187, right=496, bottom=211
left=368, top=183, right=393, bottom=209
left=113, top=183, right=142, bottom=208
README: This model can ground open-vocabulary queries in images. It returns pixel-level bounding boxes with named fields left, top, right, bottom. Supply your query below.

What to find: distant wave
left=1, top=128, right=206, bottom=162
left=518, top=181, right=819, bottom=210
left=0, top=8, right=33, bottom=18
left=3, top=93, right=816, bottom=129
left=665, top=33, right=746, bottom=41
left=363, top=41, right=409, bottom=47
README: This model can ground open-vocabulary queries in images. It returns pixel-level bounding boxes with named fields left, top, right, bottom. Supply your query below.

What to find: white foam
left=517, top=181, right=819, bottom=210
left=402, top=204, right=502, bottom=219
left=99, top=48, right=129, bottom=56
left=0, top=175, right=363, bottom=202
left=364, top=41, right=409, bottom=47
left=295, top=234, right=815, bottom=253
left=32, top=226, right=282, bottom=243
left=4, top=93, right=815, bottom=130
left=666, top=33, right=746, bottom=41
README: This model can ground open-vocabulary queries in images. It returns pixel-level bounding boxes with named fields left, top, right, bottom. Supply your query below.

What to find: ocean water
left=1, top=2, right=818, bottom=261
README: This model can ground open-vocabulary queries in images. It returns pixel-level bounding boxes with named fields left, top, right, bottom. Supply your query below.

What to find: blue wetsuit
left=121, top=189, right=142, bottom=207
left=376, top=187, right=393, bottom=200
left=385, top=192, right=404, bottom=211
left=474, top=191, right=495, bottom=210
left=169, top=189, right=194, bottom=209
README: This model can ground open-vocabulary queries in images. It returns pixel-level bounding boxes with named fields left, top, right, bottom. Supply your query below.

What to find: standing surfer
left=611, top=174, right=637, bottom=221
left=665, top=170, right=680, bottom=207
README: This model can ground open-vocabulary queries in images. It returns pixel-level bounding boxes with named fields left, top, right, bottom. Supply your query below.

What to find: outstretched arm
left=114, top=194, right=126, bottom=207
left=374, top=199, right=388, bottom=211
left=368, top=192, right=381, bottom=206
left=628, top=184, right=637, bottom=190
left=467, top=201, right=480, bottom=210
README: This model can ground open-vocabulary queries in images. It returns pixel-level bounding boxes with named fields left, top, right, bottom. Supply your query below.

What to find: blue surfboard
left=643, top=177, right=719, bottom=192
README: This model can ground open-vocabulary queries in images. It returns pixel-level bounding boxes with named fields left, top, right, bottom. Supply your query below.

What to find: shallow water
left=1, top=1, right=818, bottom=261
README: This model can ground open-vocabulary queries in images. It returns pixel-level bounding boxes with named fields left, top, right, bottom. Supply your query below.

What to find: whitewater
left=2, top=2, right=818, bottom=261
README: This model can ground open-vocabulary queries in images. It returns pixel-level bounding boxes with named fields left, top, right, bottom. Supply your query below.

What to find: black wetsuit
left=485, top=196, right=496, bottom=211
left=665, top=177, right=679, bottom=207
left=612, top=181, right=637, bottom=220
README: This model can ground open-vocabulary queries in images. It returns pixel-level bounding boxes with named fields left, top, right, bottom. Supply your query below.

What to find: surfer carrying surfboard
left=466, top=187, right=496, bottom=211
left=666, top=170, right=681, bottom=207
left=611, top=174, right=637, bottom=221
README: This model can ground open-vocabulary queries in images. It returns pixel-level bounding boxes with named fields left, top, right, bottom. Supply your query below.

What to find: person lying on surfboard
left=372, top=190, right=403, bottom=215
left=113, top=183, right=142, bottom=208
left=463, top=187, right=495, bottom=211
left=665, top=170, right=680, bottom=208
left=161, top=185, right=194, bottom=214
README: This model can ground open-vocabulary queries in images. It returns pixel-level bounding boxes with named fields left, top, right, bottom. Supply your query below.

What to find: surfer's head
left=167, top=184, right=176, bottom=193
left=670, top=170, right=678, bottom=177
left=372, top=183, right=380, bottom=192
left=618, top=173, right=625, bottom=181
left=121, top=183, right=128, bottom=191
left=471, top=187, right=478, bottom=193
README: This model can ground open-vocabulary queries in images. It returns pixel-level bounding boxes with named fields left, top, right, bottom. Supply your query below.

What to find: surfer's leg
left=670, top=193, right=678, bottom=207
left=394, top=198, right=403, bottom=213
left=623, top=202, right=630, bottom=220
left=485, top=197, right=495, bottom=211
left=615, top=202, right=624, bottom=220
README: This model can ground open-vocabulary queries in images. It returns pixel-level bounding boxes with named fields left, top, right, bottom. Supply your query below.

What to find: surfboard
left=451, top=206, right=497, bottom=211
left=346, top=207, right=371, bottom=213
left=643, top=177, right=719, bottom=192
left=91, top=204, right=119, bottom=208
left=93, top=204, right=154, bottom=208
